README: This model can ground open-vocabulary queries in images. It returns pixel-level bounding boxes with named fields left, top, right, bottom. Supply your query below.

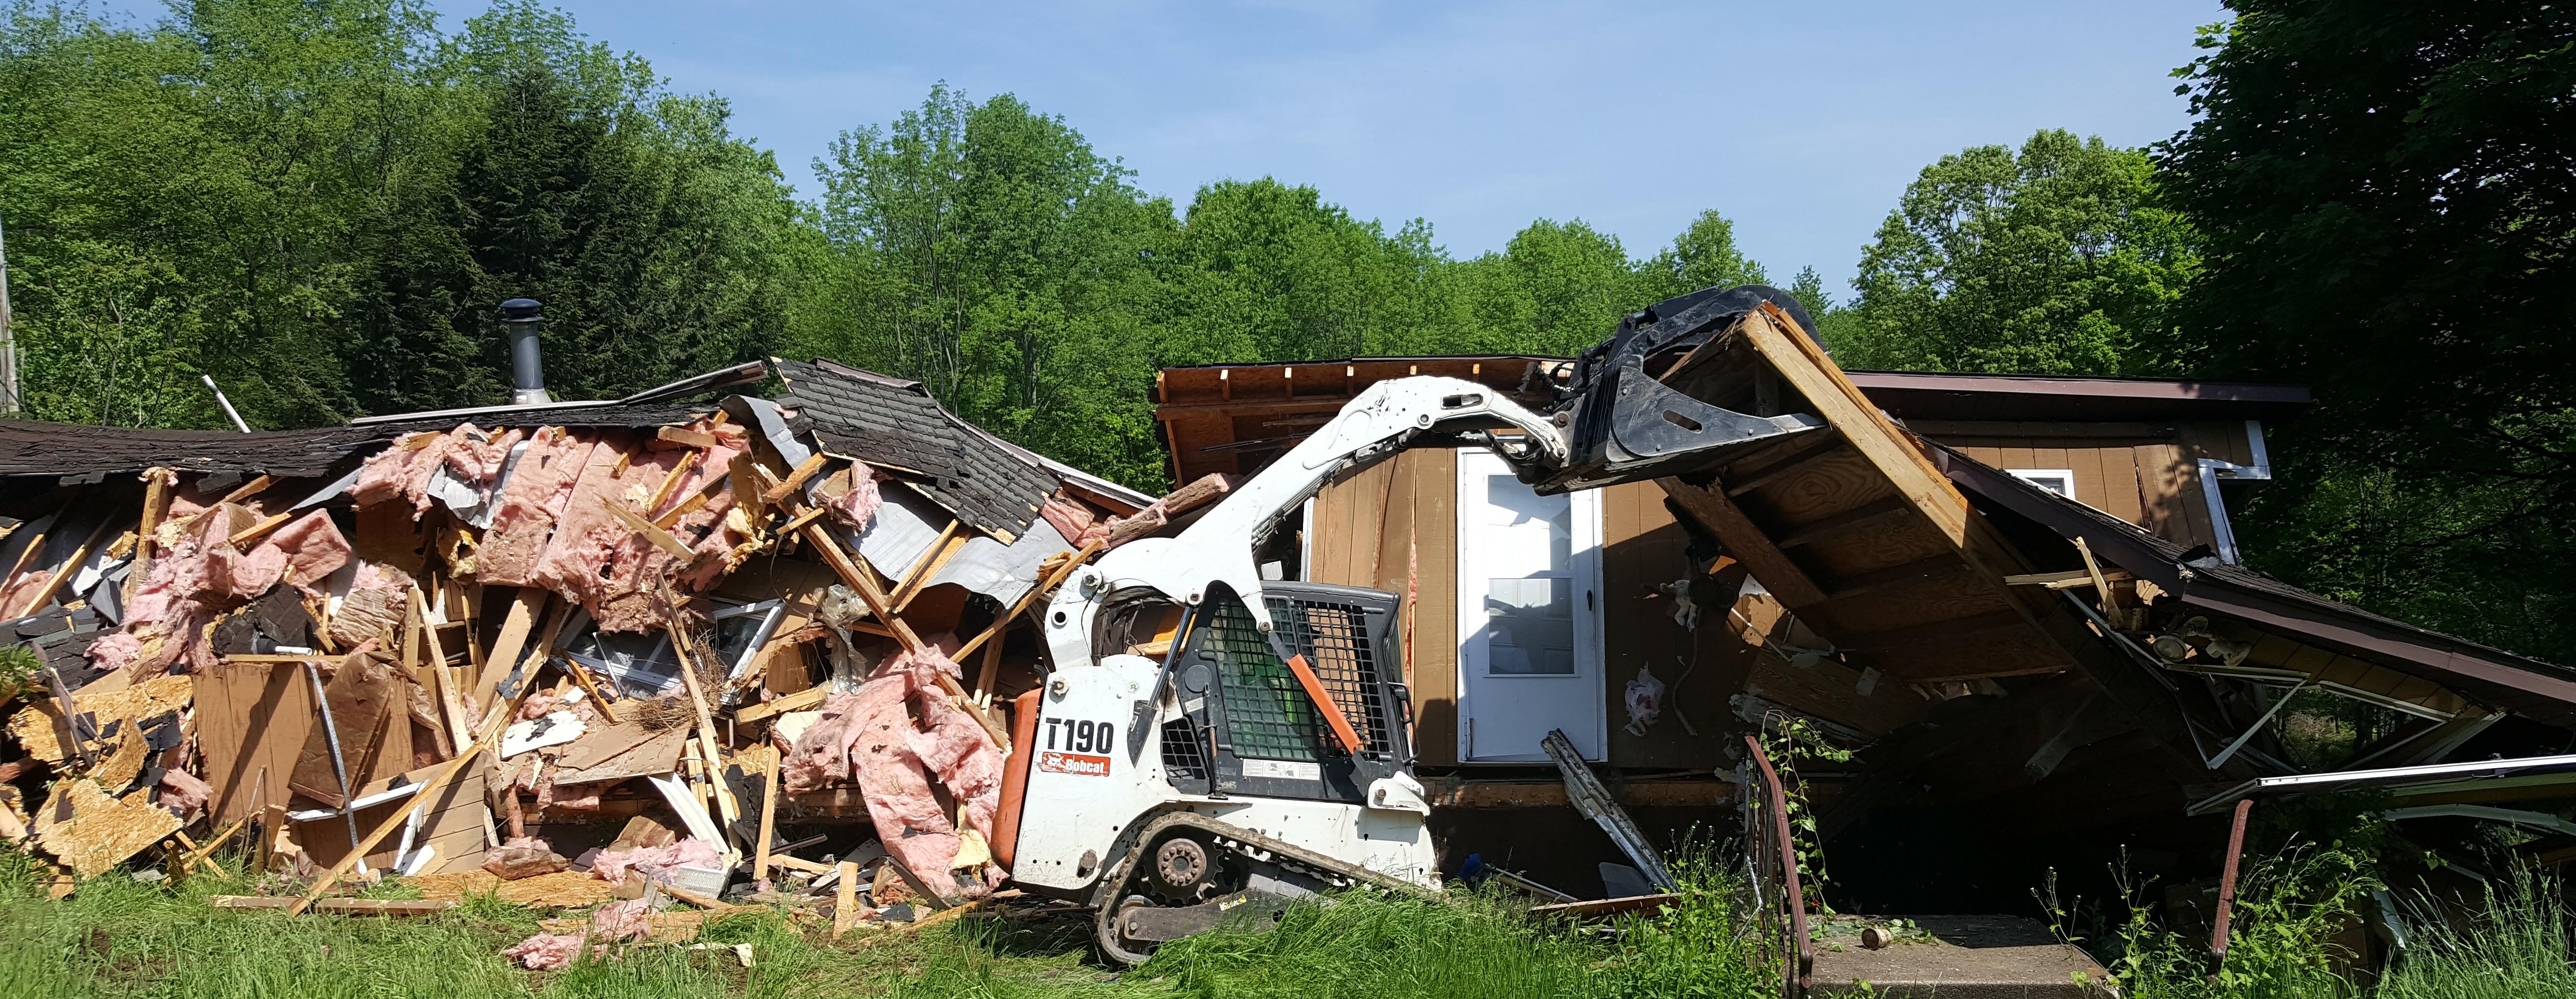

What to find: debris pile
left=0, top=360, right=1162, bottom=954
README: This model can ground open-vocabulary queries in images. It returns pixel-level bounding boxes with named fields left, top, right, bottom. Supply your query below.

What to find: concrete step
left=1808, top=915, right=2112, bottom=998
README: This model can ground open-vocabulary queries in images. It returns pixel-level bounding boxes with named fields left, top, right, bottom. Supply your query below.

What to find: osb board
left=1308, top=448, right=1457, bottom=765
left=1599, top=479, right=1724, bottom=769
left=195, top=660, right=317, bottom=824
left=32, top=778, right=182, bottom=878
left=410, top=868, right=618, bottom=907
left=6, top=674, right=192, bottom=767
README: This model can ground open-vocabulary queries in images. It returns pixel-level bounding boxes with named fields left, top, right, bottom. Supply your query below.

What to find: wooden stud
left=1656, top=476, right=1828, bottom=608
left=656, top=426, right=720, bottom=450
left=752, top=750, right=779, bottom=884
left=735, top=686, right=827, bottom=723
left=645, top=450, right=701, bottom=515
left=667, top=623, right=742, bottom=827
left=474, top=590, right=546, bottom=709
left=890, top=521, right=965, bottom=611
left=227, top=511, right=293, bottom=548
left=218, top=474, right=274, bottom=506
left=833, top=861, right=859, bottom=937
left=14, top=509, right=124, bottom=618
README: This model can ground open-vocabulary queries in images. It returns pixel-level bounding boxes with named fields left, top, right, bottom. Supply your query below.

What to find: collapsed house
left=5, top=290, right=2573, bottom=986
left=0, top=353, right=1194, bottom=953
left=1151, top=311, right=2576, bottom=950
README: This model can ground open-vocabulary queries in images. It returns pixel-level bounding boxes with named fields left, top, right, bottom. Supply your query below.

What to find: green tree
left=799, top=84, right=1174, bottom=486
left=1833, top=130, right=2197, bottom=376
left=2161, top=2, right=2576, bottom=661
left=1635, top=209, right=1769, bottom=304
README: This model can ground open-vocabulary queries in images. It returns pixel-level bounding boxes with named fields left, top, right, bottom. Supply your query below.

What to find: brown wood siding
left=1600, top=480, right=1722, bottom=769
left=1309, top=449, right=1459, bottom=766
left=1928, top=417, right=2265, bottom=553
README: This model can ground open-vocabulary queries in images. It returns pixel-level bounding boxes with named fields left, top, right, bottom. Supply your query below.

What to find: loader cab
left=1084, top=581, right=1417, bottom=806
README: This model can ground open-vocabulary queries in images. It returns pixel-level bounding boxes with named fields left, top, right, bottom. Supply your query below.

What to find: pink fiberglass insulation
left=588, top=836, right=722, bottom=885
left=206, top=509, right=349, bottom=600
left=263, top=509, right=352, bottom=593
left=327, top=563, right=414, bottom=649
left=782, top=644, right=999, bottom=886
left=479, top=430, right=598, bottom=587
left=88, top=509, right=230, bottom=675
left=780, top=675, right=959, bottom=877
left=826, top=463, right=882, bottom=531
left=529, top=434, right=659, bottom=630
left=588, top=899, right=654, bottom=942
left=503, top=932, right=587, bottom=970
left=842, top=672, right=962, bottom=885
left=157, top=768, right=211, bottom=816
left=351, top=433, right=439, bottom=509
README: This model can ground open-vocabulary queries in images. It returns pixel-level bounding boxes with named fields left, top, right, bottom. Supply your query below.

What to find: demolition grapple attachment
left=1527, top=284, right=1829, bottom=493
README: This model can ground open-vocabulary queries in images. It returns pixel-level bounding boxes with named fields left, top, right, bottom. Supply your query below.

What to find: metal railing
left=1744, top=735, right=1814, bottom=998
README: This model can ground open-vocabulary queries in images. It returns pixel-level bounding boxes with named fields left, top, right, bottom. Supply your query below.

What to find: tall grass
left=2376, top=866, right=2576, bottom=999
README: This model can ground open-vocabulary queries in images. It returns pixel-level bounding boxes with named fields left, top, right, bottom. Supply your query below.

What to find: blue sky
left=111, top=0, right=2225, bottom=296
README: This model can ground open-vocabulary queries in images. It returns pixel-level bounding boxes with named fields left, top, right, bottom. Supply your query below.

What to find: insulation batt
left=479, top=431, right=598, bottom=587
left=156, top=769, right=210, bottom=817
left=352, top=424, right=522, bottom=515
left=502, top=932, right=587, bottom=970
left=825, top=463, right=882, bottom=531
left=588, top=836, right=721, bottom=885
left=781, top=643, right=1002, bottom=890
left=88, top=505, right=350, bottom=676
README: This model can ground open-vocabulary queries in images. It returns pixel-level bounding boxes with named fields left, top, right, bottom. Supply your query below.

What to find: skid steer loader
left=1000, top=284, right=1826, bottom=963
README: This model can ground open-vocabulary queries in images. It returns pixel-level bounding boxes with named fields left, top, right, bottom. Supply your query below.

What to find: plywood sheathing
left=5, top=674, right=193, bottom=767
left=31, top=779, right=183, bottom=878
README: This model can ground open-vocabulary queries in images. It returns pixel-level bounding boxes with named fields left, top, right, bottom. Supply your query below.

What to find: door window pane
left=1485, top=577, right=1574, bottom=674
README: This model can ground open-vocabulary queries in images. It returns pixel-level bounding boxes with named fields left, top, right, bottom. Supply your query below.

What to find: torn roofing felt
left=1935, top=442, right=2576, bottom=724
left=770, top=358, right=1061, bottom=540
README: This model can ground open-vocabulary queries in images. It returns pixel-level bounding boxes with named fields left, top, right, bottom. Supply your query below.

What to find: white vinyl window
left=2008, top=469, right=2076, bottom=499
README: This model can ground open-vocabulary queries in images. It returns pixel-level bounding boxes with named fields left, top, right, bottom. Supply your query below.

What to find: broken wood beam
left=760, top=453, right=831, bottom=505
left=1656, top=476, right=1828, bottom=608
left=602, top=497, right=693, bottom=559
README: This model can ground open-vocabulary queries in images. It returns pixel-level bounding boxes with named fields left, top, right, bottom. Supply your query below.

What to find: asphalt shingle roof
left=771, top=358, right=1056, bottom=539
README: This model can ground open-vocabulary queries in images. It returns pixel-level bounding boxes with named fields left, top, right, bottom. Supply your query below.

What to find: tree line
left=2, top=0, right=2568, bottom=664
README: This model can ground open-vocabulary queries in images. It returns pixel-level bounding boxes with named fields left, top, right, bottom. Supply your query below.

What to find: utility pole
left=0, top=211, right=18, bottom=415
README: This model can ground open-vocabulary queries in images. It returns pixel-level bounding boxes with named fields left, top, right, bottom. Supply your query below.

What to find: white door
left=1456, top=448, right=1605, bottom=762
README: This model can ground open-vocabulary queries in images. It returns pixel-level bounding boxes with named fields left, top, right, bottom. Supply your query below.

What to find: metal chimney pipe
left=498, top=298, right=550, bottom=405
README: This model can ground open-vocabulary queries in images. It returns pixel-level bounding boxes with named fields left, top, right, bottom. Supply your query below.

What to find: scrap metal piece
left=1541, top=728, right=1676, bottom=891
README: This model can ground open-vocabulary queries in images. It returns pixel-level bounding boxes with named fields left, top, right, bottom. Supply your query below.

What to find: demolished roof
left=772, top=358, right=1071, bottom=540
left=1937, top=443, right=2576, bottom=724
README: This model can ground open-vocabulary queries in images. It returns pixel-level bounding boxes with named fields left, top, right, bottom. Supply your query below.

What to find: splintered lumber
left=753, top=752, right=780, bottom=882
left=227, top=511, right=293, bottom=548
left=656, top=426, right=720, bottom=451
left=760, top=453, right=831, bottom=505
left=291, top=683, right=534, bottom=915
left=410, top=869, right=618, bottom=908
left=475, top=589, right=547, bottom=709
left=833, top=861, right=860, bottom=937
left=957, top=539, right=1102, bottom=662
left=213, top=896, right=457, bottom=915
left=603, top=497, right=693, bottom=559
left=667, top=623, right=742, bottom=828
left=15, top=508, right=124, bottom=618
left=735, top=687, right=826, bottom=724
left=801, top=520, right=1010, bottom=750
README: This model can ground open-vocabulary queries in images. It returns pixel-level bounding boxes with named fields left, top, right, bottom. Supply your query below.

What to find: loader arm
left=1044, top=376, right=1569, bottom=690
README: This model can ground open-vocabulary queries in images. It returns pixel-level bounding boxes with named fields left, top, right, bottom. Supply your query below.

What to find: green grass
left=0, top=844, right=1776, bottom=999
left=17, top=839, right=2561, bottom=998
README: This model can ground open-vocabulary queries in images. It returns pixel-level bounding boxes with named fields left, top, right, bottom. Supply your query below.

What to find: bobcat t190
left=1002, top=285, right=1825, bottom=962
